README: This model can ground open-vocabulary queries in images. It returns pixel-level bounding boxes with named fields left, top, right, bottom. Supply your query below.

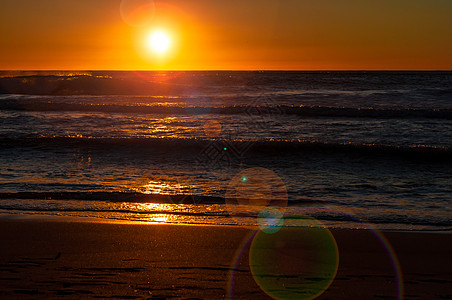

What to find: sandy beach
left=0, top=218, right=450, bottom=299
left=2, top=0, right=452, bottom=298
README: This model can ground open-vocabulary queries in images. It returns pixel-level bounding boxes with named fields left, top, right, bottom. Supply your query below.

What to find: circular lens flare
left=228, top=207, right=404, bottom=300
left=250, top=215, right=339, bottom=300
left=257, top=207, right=284, bottom=234
left=204, top=120, right=222, bottom=137
left=226, top=167, right=288, bottom=208
left=120, top=0, right=155, bottom=27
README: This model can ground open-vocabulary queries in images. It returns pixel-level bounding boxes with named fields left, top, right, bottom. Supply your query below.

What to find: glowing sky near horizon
left=0, top=0, right=451, bottom=70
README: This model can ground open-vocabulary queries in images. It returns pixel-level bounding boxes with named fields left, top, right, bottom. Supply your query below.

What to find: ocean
left=0, top=71, right=451, bottom=231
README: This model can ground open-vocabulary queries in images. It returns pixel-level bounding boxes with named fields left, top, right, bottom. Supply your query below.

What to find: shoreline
left=1, top=218, right=451, bottom=299
left=1, top=212, right=451, bottom=234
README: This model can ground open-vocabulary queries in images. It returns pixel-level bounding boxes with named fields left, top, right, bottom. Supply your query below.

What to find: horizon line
left=1, top=69, right=452, bottom=72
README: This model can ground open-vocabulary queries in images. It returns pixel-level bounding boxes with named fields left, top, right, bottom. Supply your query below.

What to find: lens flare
left=257, top=207, right=284, bottom=234
left=226, top=167, right=288, bottom=208
left=249, top=215, right=339, bottom=300
left=183, top=87, right=212, bottom=117
left=204, top=120, right=222, bottom=137
left=120, top=0, right=155, bottom=27
left=228, top=208, right=404, bottom=300
left=285, top=206, right=405, bottom=299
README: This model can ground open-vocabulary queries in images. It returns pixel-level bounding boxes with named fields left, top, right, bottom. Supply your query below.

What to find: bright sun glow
left=147, top=30, right=171, bottom=54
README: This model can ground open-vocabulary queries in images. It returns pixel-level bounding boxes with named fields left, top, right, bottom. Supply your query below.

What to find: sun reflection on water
left=139, top=180, right=190, bottom=195
left=149, top=214, right=169, bottom=223
left=118, top=202, right=192, bottom=224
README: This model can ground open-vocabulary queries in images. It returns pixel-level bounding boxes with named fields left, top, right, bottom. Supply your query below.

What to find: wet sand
left=0, top=219, right=451, bottom=299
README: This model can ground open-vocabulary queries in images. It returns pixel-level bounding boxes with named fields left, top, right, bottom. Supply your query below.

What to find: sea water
left=0, top=71, right=451, bottom=230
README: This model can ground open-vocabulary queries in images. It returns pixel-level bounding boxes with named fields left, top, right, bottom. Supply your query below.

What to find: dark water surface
left=0, top=71, right=451, bottom=230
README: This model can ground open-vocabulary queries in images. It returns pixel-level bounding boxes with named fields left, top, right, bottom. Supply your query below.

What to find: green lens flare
left=249, top=215, right=339, bottom=300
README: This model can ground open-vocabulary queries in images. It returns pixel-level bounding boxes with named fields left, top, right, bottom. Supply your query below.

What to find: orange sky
left=1, top=0, right=451, bottom=70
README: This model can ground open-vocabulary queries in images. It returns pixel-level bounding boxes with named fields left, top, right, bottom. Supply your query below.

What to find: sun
left=146, top=30, right=171, bottom=54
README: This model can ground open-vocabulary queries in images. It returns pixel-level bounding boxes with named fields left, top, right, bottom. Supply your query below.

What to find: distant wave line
left=1, top=101, right=451, bottom=119
left=1, top=136, right=451, bottom=161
